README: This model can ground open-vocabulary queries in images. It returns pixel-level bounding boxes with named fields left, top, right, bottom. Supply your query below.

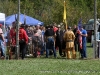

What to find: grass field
left=0, top=43, right=100, bottom=75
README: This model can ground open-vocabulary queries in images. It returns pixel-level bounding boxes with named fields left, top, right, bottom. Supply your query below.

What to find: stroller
left=32, top=36, right=42, bottom=57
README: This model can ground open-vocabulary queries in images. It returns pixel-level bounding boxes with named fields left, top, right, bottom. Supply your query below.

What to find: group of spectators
left=0, top=22, right=87, bottom=60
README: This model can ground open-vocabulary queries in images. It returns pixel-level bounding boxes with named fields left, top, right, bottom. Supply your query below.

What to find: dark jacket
left=56, top=30, right=64, bottom=43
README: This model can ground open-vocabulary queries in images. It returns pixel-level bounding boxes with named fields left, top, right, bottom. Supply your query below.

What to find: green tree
left=1, top=0, right=99, bottom=26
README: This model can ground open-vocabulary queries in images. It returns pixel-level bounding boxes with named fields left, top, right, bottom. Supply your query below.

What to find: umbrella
left=5, top=14, right=43, bottom=25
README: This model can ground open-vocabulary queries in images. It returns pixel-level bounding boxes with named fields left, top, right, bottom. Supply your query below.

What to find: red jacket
left=53, top=27, right=58, bottom=32
left=10, top=28, right=16, bottom=45
left=19, top=28, right=28, bottom=44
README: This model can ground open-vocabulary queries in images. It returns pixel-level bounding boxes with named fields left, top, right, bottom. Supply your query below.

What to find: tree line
left=0, top=0, right=100, bottom=26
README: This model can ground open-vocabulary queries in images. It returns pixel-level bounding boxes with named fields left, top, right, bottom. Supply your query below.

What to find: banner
left=63, top=0, right=67, bottom=29
left=78, top=18, right=82, bottom=49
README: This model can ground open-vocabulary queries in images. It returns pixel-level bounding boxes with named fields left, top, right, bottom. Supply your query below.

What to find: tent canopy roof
left=6, top=14, right=43, bottom=26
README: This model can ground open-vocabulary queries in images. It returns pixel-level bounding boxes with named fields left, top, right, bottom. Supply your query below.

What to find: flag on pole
left=63, top=0, right=67, bottom=29
left=77, top=18, right=82, bottom=49
left=24, top=13, right=26, bottom=25
left=78, top=18, right=82, bottom=30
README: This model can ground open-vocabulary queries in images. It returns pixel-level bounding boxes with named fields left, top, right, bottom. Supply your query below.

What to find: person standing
left=40, top=26, right=46, bottom=55
left=63, top=26, right=76, bottom=59
left=19, top=24, right=28, bottom=59
left=80, top=26, right=87, bottom=59
left=25, top=25, right=33, bottom=56
left=73, top=25, right=79, bottom=52
left=32, top=30, right=42, bottom=57
left=9, top=22, right=16, bottom=59
left=44, top=26, right=56, bottom=58
left=0, top=24, right=5, bottom=59
left=35, top=25, right=42, bottom=39
left=55, top=25, right=64, bottom=56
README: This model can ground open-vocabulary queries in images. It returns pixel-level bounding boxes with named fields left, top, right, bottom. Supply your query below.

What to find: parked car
left=83, top=19, right=100, bottom=42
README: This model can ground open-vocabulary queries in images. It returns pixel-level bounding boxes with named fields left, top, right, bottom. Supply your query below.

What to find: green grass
left=0, top=43, right=100, bottom=75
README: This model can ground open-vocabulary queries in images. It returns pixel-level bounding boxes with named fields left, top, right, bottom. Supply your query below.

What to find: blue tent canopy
left=0, top=21, right=4, bottom=25
left=5, top=14, right=43, bottom=25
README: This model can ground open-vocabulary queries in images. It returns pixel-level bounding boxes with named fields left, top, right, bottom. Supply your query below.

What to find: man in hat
left=19, top=24, right=28, bottom=59
left=55, top=25, right=64, bottom=56
left=44, top=25, right=56, bottom=58
left=63, top=26, right=76, bottom=59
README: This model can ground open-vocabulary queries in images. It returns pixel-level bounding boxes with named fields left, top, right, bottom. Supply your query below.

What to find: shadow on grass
left=87, top=45, right=93, bottom=48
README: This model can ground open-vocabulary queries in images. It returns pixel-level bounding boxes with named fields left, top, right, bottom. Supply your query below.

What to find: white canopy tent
left=0, top=13, right=5, bottom=33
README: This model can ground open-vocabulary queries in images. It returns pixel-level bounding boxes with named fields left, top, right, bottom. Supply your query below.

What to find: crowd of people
left=0, top=22, right=87, bottom=60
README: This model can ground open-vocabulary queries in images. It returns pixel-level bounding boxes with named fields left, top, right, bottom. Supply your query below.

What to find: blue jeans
left=41, top=42, right=46, bottom=55
left=81, top=40, right=87, bottom=58
left=46, top=37, right=56, bottom=58
left=82, top=40, right=87, bottom=58
left=0, top=40, right=5, bottom=56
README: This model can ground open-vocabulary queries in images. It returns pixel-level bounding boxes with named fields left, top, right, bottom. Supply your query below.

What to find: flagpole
left=94, top=0, right=97, bottom=58
left=63, top=0, right=67, bottom=30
